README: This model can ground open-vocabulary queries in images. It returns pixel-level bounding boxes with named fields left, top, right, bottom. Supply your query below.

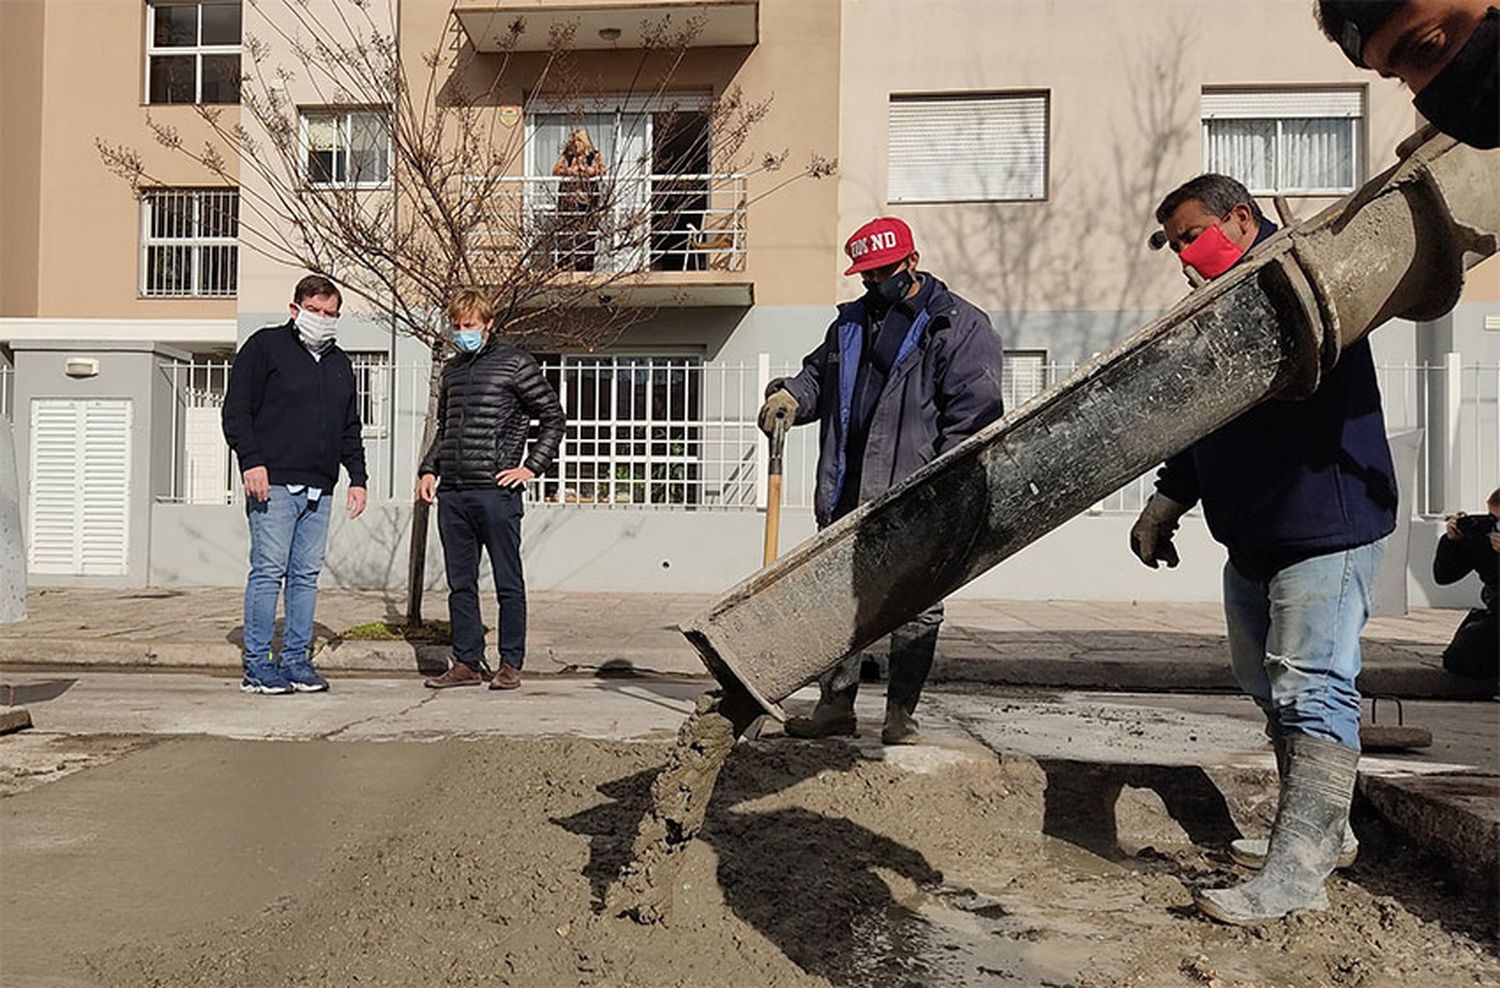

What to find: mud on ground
left=22, top=736, right=1499, bottom=988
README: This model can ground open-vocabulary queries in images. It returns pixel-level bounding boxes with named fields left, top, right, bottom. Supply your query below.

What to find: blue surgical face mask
left=454, top=329, right=485, bottom=353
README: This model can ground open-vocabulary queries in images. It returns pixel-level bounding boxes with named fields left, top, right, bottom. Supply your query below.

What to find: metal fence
left=157, top=355, right=1499, bottom=518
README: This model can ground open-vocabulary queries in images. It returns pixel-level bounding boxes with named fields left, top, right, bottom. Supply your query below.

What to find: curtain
left=1280, top=118, right=1355, bottom=192
left=1204, top=119, right=1275, bottom=192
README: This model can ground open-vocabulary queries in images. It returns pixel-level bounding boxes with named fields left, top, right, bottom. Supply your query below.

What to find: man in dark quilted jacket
left=417, top=290, right=566, bottom=690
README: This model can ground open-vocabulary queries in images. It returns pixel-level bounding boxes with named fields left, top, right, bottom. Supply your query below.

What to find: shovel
left=762, top=413, right=788, bottom=567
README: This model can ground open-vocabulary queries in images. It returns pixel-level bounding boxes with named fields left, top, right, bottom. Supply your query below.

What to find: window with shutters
left=141, top=188, right=239, bottom=297
left=1202, top=89, right=1362, bottom=196
left=888, top=92, right=1048, bottom=203
left=27, top=400, right=133, bottom=577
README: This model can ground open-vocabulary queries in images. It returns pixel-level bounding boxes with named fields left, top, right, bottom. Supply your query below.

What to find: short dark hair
left=1155, top=173, right=1265, bottom=226
left=1489, top=486, right=1500, bottom=508
left=293, top=274, right=342, bottom=309
left=1315, top=1, right=1407, bottom=66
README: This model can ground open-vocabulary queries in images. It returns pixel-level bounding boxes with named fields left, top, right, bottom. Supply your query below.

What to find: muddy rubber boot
left=1229, top=733, right=1357, bottom=870
left=1195, top=736, right=1358, bottom=925
left=783, top=690, right=858, bottom=738
left=881, top=700, right=922, bottom=745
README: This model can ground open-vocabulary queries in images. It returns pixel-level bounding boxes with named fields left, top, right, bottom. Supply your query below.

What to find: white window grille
left=1202, top=89, right=1362, bottom=196
left=536, top=355, right=703, bottom=506
left=145, top=1, right=241, bottom=105
left=349, top=352, right=391, bottom=439
left=888, top=92, right=1049, bottom=203
left=301, top=108, right=392, bottom=187
left=141, top=188, right=239, bottom=297
left=1002, top=350, right=1048, bottom=410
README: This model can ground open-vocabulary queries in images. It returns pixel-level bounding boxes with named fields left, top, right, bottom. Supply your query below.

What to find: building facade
left=2, top=0, right=1496, bottom=605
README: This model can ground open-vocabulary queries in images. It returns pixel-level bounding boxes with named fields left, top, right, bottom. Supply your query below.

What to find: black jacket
left=222, top=321, right=367, bottom=490
left=1154, top=221, right=1397, bottom=578
left=418, top=337, right=566, bottom=490
left=1434, top=518, right=1498, bottom=614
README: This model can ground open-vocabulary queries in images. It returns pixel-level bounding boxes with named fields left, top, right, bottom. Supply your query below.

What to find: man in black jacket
left=1133, top=174, right=1396, bottom=925
left=418, top=290, right=566, bottom=690
left=1434, top=487, right=1500, bottom=684
left=222, top=274, right=368, bottom=695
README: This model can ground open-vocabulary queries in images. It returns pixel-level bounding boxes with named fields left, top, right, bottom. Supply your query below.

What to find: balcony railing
left=477, top=173, right=747, bottom=275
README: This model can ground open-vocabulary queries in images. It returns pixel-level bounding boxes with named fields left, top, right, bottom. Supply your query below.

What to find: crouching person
left=418, top=291, right=565, bottom=691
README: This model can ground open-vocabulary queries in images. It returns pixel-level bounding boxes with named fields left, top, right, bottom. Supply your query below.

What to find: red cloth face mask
left=1178, top=224, right=1245, bottom=280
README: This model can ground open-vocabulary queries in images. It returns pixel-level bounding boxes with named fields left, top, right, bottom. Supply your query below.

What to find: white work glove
left=1130, top=493, right=1189, bottom=569
left=758, top=389, right=798, bottom=436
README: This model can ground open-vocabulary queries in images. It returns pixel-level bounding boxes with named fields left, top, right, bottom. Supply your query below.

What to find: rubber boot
left=1230, top=734, right=1358, bottom=870
left=784, top=688, right=858, bottom=739
left=1195, top=736, right=1358, bottom=925
left=881, top=700, right=921, bottom=746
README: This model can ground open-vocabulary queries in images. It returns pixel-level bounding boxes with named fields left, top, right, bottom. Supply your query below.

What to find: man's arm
left=221, top=336, right=267, bottom=472
left=767, top=334, right=831, bottom=425
left=1433, top=526, right=1481, bottom=585
left=516, top=354, right=566, bottom=476
left=340, top=366, right=368, bottom=489
left=417, top=371, right=449, bottom=478
left=932, top=317, right=1005, bottom=453
left=1154, top=450, right=1201, bottom=509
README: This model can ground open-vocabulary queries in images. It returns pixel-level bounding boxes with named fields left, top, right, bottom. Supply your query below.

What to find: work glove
left=758, top=389, right=798, bottom=436
left=1130, top=493, right=1189, bottom=569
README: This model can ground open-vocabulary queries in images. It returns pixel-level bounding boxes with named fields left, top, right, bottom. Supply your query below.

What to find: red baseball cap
left=843, top=217, right=916, bottom=275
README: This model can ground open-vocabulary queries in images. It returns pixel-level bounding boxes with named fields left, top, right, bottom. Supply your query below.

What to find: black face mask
left=1413, top=7, right=1499, bottom=150
left=863, top=268, right=915, bottom=311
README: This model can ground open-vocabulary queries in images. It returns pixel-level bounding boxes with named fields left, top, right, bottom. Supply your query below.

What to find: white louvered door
left=27, top=399, right=132, bottom=576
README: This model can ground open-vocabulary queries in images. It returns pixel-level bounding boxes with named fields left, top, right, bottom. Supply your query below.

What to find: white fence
left=158, top=356, right=1499, bottom=518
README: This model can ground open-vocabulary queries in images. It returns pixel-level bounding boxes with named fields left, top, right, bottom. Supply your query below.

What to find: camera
left=1454, top=513, right=1498, bottom=538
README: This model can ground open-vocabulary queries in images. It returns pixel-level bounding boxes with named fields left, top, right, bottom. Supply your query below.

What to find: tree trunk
left=404, top=353, right=447, bottom=627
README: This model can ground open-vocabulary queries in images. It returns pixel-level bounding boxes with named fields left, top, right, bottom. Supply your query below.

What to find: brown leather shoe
left=424, top=662, right=483, bottom=689
left=490, top=664, right=522, bottom=690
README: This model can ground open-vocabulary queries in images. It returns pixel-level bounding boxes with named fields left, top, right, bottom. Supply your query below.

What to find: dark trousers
left=1443, top=608, right=1498, bottom=682
left=437, top=488, right=526, bottom=670
left=822, top=602, right=944, bottom=711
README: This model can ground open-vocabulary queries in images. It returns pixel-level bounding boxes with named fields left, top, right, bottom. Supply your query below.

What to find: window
left=533, top=355, right=703, bottom=506
left=302, top=109, right=392, bottom=186
left=349, top=353, right=391, bottom=439
left=146, top=1, right=241, bottom=105
left=888, top=93, right=1048, bottom=203
left=141, top=188, right=239, bottom=297
left=1202, top=89, right=1362, bottom=195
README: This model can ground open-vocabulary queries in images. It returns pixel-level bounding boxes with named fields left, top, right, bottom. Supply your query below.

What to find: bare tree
left=99, top=0, right=834, bottom=624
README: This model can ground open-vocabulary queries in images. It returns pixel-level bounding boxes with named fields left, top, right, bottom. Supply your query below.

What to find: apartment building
left=1, top=0, right=1495, bottom=604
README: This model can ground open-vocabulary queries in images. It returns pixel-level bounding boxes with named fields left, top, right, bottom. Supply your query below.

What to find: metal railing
left=480, top=173, right=748, bottom=273
left=0, top=366, right=12, bottom=421
left=155, top=356, right=1499, bottom=518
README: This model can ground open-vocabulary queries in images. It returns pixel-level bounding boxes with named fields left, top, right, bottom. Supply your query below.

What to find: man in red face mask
left=1134, top=173, right=1398, bottom=927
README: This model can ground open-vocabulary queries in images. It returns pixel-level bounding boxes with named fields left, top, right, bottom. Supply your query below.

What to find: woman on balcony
left=552, top=128, right=606, bottom=271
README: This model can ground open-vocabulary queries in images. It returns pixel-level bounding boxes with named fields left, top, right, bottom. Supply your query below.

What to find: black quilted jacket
left=418, top=338, right=565, bottom=490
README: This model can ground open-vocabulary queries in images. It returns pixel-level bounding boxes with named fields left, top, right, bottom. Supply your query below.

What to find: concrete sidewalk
left=1, top=587, right=1492, bottom=698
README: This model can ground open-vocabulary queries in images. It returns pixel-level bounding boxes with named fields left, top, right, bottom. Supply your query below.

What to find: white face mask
left=294, top=308, right=339, bottom=349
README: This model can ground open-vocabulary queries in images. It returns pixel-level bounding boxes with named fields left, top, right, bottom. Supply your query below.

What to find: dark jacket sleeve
left=341, top=361, right=368, bottom=488
left=516, top=354, right=566, bottom=476
left=769, top=330, right=832, bottom=426
left=932, top=312, right=1005, bottom=453
left=1433, top=533, right=1481, bottom=585
left=417, top=370, right=448, bottom=478
left=1155, top=448, right=1201, bottom=507
left=221, top=334, right=267, bottom=472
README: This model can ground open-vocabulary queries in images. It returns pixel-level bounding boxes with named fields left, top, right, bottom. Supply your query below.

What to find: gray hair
left=1155, top=173, right=1265, bottom=226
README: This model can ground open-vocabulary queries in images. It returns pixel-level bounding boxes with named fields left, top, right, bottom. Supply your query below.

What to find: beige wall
left=1, top=0, right=47, bottom=317
left=7, top=0, right=237, bottom=321
left=837, top=0, right=1421, bottom=320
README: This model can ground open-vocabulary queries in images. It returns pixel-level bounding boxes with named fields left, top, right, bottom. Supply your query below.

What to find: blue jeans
left=242, top=486, right=332, bottom=667
left=1222, top=540, right=1384, bottom=750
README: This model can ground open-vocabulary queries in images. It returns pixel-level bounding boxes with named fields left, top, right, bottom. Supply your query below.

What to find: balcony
left=454, top=0, right=758, bottom=52
left=477, top=172, right=751, bottom=306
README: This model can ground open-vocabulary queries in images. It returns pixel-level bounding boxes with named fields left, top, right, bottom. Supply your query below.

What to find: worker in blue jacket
left=1132, top=173, right=1397, bottom=925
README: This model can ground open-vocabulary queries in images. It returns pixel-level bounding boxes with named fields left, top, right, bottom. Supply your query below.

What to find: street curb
left=4, top=638, right=1494, bottom=698
left=1359, top=771, right=1500, bottom=896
